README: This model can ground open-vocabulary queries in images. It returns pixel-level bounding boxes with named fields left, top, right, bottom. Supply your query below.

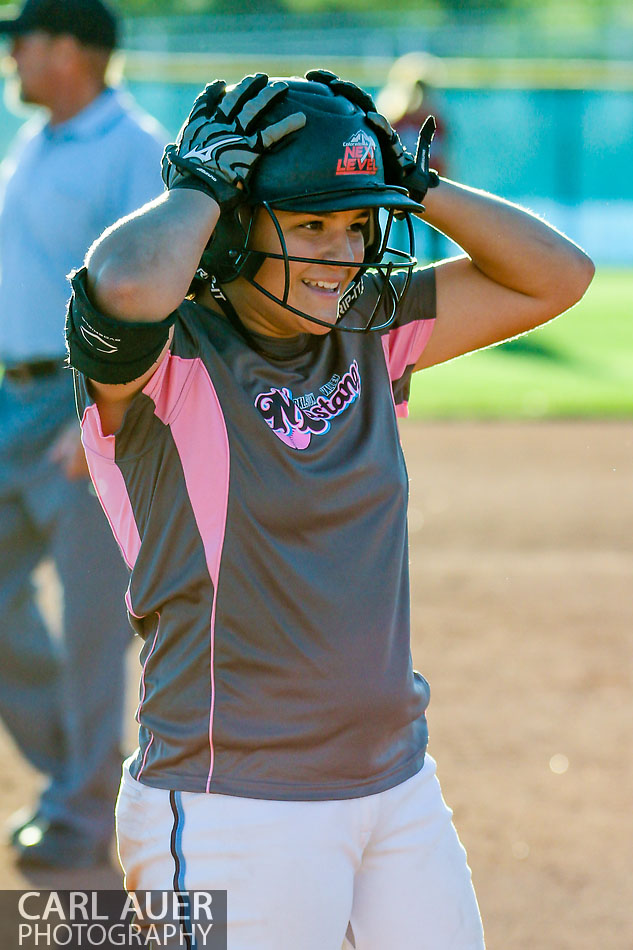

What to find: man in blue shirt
left=0, top=0, right=165, bottom=868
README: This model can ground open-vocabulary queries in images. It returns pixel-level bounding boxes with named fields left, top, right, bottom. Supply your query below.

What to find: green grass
left=408, top=268, right=633, bottom=418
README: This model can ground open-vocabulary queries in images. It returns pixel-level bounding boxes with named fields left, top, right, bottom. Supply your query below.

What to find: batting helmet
left=198, top=74, right=421, bottom=333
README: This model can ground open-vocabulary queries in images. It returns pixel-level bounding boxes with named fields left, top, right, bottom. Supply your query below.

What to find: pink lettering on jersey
left=254, top=359, right=361, bottom=450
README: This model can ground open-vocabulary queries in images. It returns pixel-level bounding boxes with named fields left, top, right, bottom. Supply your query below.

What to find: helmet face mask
left=199, top=76, right=421, bottom=333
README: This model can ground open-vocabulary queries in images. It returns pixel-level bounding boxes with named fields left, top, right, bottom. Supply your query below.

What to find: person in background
left=0, top=0, right=165, bottom=869
left=377, top=51, right=449, bottom=261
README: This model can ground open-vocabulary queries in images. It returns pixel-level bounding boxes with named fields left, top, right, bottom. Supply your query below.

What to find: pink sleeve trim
left=383, top=318, right=435, bottom=382
left=382, top=318, right=436, bottom=419
left=80, top=405, right=141, bottom=569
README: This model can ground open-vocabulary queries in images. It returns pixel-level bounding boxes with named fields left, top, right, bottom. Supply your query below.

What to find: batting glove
left=304, top=68, right=378, bottom=115
left=162, top=74, right=306, bottom=212
left=365, top=112, right=440, bottom=205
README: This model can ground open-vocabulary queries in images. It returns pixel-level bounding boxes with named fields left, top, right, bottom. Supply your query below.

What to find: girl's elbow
left=570, top=249, right=596, bottom=302
left=552, top=248, right=595, bottom=313
left=87, top=264, right=147, bottom=322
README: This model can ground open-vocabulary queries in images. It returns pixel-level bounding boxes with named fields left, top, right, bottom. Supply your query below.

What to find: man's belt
left=3, top=359, right=66, bottom=383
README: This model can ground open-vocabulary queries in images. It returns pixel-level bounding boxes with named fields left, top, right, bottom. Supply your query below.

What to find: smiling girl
left=65, top=72, right=593, bottom=950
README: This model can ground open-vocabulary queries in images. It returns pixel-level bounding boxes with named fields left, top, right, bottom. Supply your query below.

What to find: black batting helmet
left=198, top=74, right=421, bottom=332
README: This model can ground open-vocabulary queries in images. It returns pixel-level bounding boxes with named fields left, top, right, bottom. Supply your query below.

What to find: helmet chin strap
left=200, top=276, right=317, bottom=358
left=201, top=260, right=407, bottom=341
left=199, top=276, right=258, bottom=346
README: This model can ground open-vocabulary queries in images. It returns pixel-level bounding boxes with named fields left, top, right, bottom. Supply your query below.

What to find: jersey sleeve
left=351, top=265, right=436, bottom=418
left=71, top=305, right=201, bottom=571
left=71, top=299, right=199, bottom=455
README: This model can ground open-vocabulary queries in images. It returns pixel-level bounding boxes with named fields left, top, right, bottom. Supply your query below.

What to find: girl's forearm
left=421, top=179, right=594, bottom=301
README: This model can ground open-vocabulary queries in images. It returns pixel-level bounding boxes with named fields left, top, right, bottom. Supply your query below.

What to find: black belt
left=4, top=359, right=66, bottom=383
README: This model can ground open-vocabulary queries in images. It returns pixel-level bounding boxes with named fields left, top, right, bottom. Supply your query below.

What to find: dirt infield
left=1, top=421, right=631, bottom=950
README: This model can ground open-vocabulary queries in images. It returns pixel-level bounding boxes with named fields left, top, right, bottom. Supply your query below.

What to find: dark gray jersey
left=75, top=267, right=436, bottom=800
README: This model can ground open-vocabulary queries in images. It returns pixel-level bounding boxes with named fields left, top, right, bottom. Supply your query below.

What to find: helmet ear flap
left=198, top=205, right=255, bottom=284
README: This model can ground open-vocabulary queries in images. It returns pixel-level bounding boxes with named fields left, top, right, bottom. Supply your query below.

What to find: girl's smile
left=219, top=207, right=370, bottom=337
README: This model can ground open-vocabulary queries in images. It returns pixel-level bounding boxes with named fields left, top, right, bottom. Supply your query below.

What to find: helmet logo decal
left=207, top=276, right=227, bottom=301
left=336, top=131, right=378, bottom=176
left=338, top=277, right=365, bottom=316
left=254, top=360, right=361, bottom=450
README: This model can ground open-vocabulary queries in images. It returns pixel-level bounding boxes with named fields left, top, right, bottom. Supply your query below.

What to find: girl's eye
left=297, top=218, right=368, bottom=234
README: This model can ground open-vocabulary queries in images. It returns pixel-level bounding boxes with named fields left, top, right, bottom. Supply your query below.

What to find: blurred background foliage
left=113, top=0, right=625, bottom=18
left=0, top=0, right=632, bottom=26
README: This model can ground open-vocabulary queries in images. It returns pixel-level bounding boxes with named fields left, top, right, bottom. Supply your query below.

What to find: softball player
left=65, top=72, right=593, bottom=949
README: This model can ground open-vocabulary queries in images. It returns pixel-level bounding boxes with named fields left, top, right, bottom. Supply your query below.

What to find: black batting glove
left=407, top=115, right=440, bottom=203
left=304, top=68, right=378, bottom=115
left=161, top=79, right=227, bottom=192
left=162, top=74, right=306, bottom=212
left=365, top=112, right=440, bottom=205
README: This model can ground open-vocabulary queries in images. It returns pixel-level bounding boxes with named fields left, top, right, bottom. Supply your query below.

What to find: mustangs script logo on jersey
left=336, top=131, right=377, bottom=176
left=254, top=360, right=361, bottom=450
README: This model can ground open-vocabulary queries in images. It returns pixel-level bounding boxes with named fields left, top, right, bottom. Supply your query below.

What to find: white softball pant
left=115, top=753, right=485, bottom=950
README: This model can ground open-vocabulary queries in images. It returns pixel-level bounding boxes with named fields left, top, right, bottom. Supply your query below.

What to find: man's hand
left=162, top=74, right=306, bottom=212
left=48, top=424, right=90, bottom=480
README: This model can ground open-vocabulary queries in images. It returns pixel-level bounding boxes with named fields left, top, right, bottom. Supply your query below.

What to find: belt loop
left=3, top=359, right=65, bottom=383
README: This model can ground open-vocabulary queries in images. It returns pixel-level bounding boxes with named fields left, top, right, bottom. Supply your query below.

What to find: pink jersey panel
left=382, top=319, right=435, bottom=418
left=148, top=354, right=231, bottom=792
left=80, top=404, right=141, bottom=569
left=383, top=318, right=436, bottom=381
